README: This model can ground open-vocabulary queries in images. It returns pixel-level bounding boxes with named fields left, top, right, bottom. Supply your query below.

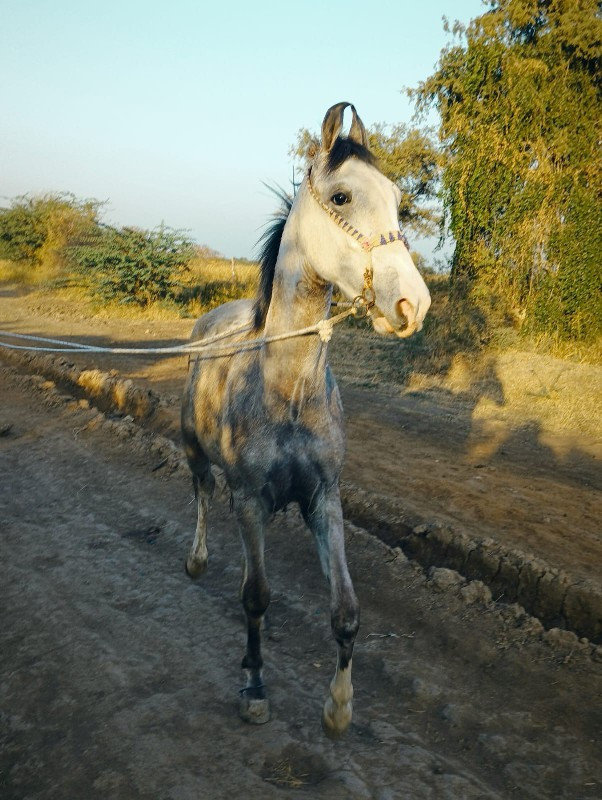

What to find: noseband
left=306, top=167, right=410, bottom=315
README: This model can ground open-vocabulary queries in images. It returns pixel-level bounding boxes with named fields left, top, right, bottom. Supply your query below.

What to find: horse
left=181, top=102, right=431, bottom=738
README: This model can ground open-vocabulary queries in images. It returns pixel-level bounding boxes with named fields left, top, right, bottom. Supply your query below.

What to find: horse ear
left=349, top=105, right=369, bottom=148
left=321, top=102, right=350, bottom=152
left=321, top=102, right=368, bottom=152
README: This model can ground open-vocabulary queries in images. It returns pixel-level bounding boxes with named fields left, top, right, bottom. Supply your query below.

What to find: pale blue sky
left=1, top=0, right=484, bottom=260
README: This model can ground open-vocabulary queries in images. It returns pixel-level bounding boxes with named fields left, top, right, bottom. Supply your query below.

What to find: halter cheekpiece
left=306, top=167, right=410, bottom=252
left=306, top=167, right=409, bottom=316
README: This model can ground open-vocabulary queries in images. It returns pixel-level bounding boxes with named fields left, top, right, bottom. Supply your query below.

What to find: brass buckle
left=351, top=267, right=376, bottom=317
left=351, top=294, right=370, bottom=317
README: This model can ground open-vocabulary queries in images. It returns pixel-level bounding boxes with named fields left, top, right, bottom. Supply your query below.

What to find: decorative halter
left=306, top=167, right=410, bottom=253
left=306, top=167, right=410, bottom=315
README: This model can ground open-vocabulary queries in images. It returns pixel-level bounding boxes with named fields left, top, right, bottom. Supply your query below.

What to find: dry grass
left=0, top=259, right=46, bottom=285
left=0, top=256, right=259, bottom=321
left=176, top=256, right=258, bottom=317
left=263, top=760, right=308, bottom=789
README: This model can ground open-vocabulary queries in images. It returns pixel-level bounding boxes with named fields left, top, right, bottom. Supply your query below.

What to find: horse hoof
left=240, top=696, right=270, bottom=725
left=185, top=556, right=207, bottom=579
left=321, top=699, right=352, bottom=740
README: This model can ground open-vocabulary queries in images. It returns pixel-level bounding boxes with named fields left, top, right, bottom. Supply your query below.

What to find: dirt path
left=1, top=360, right=602, bottom=798
left=1, top=288, right=600, bottom=589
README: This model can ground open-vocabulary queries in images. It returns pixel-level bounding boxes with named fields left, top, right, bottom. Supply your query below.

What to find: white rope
left=0, top=308, right=357, bottom=359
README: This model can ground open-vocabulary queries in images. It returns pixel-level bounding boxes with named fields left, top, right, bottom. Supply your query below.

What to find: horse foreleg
left=185, top=466, right=215, bottom=579
left=236, top=496, right=271, bottom=725
left=305, top=486, right=359, bottom=738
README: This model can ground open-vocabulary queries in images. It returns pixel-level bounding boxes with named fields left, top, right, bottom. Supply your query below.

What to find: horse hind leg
left=184, top=440, right=215, bottom=579
left=236, top=494, right=271, bottom=725
left=304, top=485, right=359, bottom=739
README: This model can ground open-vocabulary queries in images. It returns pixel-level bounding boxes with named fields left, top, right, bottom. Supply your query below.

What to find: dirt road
left=1, top=361, right=601, bottom=799
left=1, top=287, right=600, bottom=593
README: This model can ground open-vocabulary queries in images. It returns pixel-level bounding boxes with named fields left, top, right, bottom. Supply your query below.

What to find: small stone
left=411, top=677, right=441, bottom=701
left=439, top=703, right=462, bottom=725
left=78, top=399, right=90, bottom=409
left=427, top=567, right=465, bottom=592
left=413, top=524, right=429, bottom=535
left=460, top=580, right=492, bottom=605
left=500, top=603, right=526, bottom=622
left=592, top=646, right=602, bottom=663
left=542, top=627, right=579, bottom=648
left=520, top=616, right=544, bottom=636
left=388, top=546, right=407, bottom=563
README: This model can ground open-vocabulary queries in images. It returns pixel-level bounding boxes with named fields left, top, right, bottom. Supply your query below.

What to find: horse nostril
left=397, top=299, right=415, bottom=330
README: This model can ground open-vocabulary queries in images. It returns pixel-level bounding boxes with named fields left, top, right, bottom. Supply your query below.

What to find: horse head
left=302, top=102, right=431, bottom=338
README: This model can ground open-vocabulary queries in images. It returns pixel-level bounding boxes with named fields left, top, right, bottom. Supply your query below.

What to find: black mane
left=253, top=187, right=292, bottom=329
left=253, top=137, right=376, bottom=329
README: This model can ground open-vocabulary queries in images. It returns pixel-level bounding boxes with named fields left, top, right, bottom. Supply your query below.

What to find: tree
left=412, top=0, right=602, bottom=340
left=291, top=123, right=442, bottom=238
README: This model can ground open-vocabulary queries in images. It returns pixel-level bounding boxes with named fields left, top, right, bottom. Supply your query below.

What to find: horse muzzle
left=369, top=295, right=428, bottom=338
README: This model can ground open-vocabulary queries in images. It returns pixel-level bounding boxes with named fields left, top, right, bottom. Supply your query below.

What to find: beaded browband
left=306, top=167, right=409, bottom=252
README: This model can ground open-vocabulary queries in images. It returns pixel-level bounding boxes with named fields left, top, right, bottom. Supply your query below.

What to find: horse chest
left=224, top=406, right=345, bottom=513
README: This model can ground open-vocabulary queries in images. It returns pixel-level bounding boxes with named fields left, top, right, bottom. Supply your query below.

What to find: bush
left=0, top=193, right=102, bottom=278
left=70, top=224, right=196, bottom=306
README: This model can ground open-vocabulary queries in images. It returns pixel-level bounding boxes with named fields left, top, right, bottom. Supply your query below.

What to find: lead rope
left=0, top=170, right=389, bottom=358
left=0, top=303, right=364, bottom=358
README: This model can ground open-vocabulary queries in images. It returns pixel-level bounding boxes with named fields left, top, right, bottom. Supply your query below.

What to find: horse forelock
left=253, top=189, right=293, bottom=330
left=325, top=137, right=377, bottom=175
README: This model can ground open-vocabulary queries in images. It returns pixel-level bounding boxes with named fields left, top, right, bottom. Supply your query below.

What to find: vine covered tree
left=412, top=0, right=602, bottom=340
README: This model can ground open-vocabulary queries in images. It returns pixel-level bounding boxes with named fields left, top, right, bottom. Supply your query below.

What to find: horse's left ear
left=349, top=106, right=369, bottom=148
left=321, top=102, right=368, bottom=152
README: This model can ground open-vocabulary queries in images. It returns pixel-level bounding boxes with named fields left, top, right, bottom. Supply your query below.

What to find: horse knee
left=241, top=577, right=271, bottom=619
left=331, top=596, right=360, bottom=659
left=194, top=469, right=215, bottom=498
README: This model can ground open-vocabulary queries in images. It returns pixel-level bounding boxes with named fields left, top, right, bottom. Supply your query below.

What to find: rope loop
left=317, top=319, right=333, bottom=343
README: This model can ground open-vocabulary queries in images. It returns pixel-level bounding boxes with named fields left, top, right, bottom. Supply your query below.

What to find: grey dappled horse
left=181, top=102, right=431, bottom=738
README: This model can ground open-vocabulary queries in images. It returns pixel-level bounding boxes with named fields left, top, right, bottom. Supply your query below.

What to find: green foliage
left=70, top=225, right=196, bottom=306
left=0, top=199, right=46, bottom=262
left=291, top=123, right=442, bottom=237
left=412, top=0, right=602, bottom=341
left=0, top=193, right=102, bottom=275
left=527, top=185, right=602, bottom=340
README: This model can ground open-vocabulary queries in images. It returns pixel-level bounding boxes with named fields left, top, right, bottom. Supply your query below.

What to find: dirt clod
left=427, top=566, right=465, bottom=592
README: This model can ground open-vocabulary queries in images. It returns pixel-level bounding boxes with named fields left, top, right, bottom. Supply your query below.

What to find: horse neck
left=261, top=216, right=333, bottom=396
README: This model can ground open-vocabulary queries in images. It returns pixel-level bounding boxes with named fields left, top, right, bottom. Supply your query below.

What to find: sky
left=1, top=0, right=486, bottom=261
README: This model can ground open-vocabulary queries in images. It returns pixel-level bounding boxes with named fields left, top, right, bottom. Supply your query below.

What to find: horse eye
left=331, top=192, right=349, bottom=206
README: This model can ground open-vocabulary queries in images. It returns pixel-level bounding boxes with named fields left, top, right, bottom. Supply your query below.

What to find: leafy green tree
left=70, top=224, right=195, bottom=306
left=292, top=124, right=442, bottom=237
left=412, top=0, right=602, bottom=340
